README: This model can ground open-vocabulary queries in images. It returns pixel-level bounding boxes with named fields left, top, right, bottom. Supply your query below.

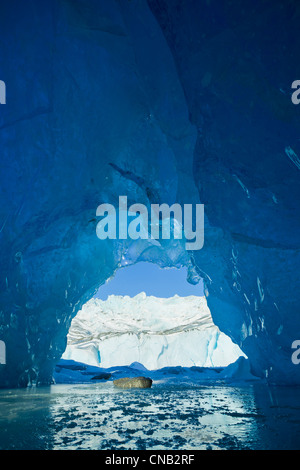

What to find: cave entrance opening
left=61, top=262, right=246, bottom=374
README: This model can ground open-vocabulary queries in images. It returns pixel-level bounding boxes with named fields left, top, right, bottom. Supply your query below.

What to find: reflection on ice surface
left=0, top=381, right=300, bottom=450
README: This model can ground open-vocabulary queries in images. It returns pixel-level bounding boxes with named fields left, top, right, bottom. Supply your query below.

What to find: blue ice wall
left=0, top=0, right=197, bottom=387
left=148, top=0, right=300, bottom=383
left=0, top=0, right=299, bottom=386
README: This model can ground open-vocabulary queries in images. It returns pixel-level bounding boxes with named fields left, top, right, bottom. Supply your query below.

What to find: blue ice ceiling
left=0, top=0, right=299, bottom=387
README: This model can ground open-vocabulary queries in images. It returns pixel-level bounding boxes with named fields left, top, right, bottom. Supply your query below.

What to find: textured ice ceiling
left=0, top=0, right=299, bottom=387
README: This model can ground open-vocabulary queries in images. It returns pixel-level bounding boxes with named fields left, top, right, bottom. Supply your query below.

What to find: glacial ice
left=0, top=0, right=300, bottom=387
left=62, top=294, right=245, bottom=369
left=53, top=356, right=259, bottom=386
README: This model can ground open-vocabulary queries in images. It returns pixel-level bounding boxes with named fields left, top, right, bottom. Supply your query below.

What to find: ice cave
left=1, top=0, right=299, bottom=390
left=0, top=0, right=300, bottom=451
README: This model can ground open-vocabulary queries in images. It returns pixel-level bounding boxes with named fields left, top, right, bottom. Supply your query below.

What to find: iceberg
left=62, top=294, right=245, bottom=369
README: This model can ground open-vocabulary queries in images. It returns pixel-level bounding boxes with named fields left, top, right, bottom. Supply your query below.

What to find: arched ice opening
left=59, top=263, right=246, bottom=378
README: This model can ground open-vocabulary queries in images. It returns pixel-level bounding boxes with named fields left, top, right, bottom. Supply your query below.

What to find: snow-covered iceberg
left=62, top=294, right=245, bottom=369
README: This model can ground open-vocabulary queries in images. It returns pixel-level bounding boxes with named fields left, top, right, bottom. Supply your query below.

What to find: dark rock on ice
left=113, top=377, right=153, bottom=389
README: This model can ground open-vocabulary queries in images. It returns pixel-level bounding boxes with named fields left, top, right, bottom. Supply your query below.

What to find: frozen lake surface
left=0, top=382, right=299, bottom=450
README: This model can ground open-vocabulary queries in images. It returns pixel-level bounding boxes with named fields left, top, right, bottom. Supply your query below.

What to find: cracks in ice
left=285, top=146, right=300, bottom=171
left=257, top=277, right=264, bottom=303
left=109, top=162, right=159, bottom=204
left=0, top=106, right=53, bottom=131
left=232, top=174, right=250, bottom=198
left=231, top=232, right=300, bottom=250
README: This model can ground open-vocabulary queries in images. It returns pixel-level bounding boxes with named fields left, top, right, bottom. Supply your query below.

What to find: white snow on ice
left=62, top=293, right=246, bottom=369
